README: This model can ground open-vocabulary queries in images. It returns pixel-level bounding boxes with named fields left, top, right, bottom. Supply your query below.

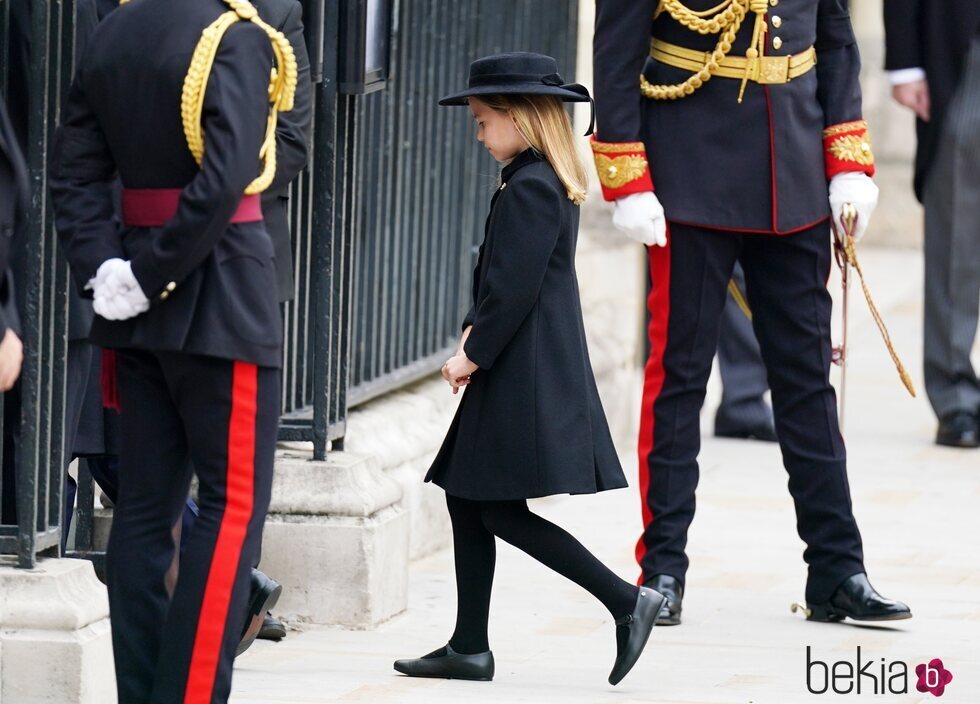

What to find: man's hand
left=612, top=192, right=667, bottom=247
left=442, top=352, right=479, bottom=395
left=0, top=328, right=24, bottom=392
left=892, top=79, right=931, bottom=122
left=829, top=172, right=879, bottom=243
left=92, top=258, right=150, bottom=321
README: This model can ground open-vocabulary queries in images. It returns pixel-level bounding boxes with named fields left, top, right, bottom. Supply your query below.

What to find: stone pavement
left=232, top=248, right=979, bottom=704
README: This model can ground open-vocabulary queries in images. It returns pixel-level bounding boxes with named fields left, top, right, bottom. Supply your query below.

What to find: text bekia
left=806, top=647, right=908, bottom=695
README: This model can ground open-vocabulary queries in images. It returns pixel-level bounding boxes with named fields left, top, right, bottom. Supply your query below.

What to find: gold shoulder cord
left=642, top=0, right=769, bottom=103
left=118, top=0, right=298, bottom=194
left=181, top=0, right=298, bottom=194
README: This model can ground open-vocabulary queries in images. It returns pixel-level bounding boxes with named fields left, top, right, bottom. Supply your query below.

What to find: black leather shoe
left=644, top=574, right=682, bottom=626
left=257, top=613, right=287, bottom=641
left=236, top=570, right=282, bottom=657
left=806, top=574, right=911, bottom=623
left=393, top=644, right=494, bottom=681
left=715, top=419, right=778, bottom=443
left=936, top=411, right=980, bottom=448
left=609, top=586, right=666, bottom=686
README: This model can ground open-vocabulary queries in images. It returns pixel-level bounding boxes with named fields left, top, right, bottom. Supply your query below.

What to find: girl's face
left=469, top=98, right=529, bottom=163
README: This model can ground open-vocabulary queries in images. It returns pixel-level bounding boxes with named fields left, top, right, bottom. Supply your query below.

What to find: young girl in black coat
left=393, top=53, right=665, bottom=687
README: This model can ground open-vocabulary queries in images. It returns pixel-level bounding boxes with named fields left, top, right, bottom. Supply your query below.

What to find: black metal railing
left=0, top=0, right=579, bottom=567
left=344, top=0, right=579, bottom=408
left=0, top=0, right=75, bottom=568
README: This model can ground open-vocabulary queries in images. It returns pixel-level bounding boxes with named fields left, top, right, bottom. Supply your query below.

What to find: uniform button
left=769, top=0, right=778, bottom=5
left=772, top=36, right=783, bottom=50
left=607, top=165, right=619, bottom=177
left=771, top=15, right=782, bottom=28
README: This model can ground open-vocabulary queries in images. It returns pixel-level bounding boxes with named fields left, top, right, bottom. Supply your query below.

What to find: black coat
left=252, top=0, right=312, bottom=302
left=884, top=0, right=980, bottom=200
left=594, top=0, right=865, bottom=233
left=425, top=150, right=626, bottom=500
left=0, top=99, right=28, bottom=338
left=50, top=0, right=283, bottom=368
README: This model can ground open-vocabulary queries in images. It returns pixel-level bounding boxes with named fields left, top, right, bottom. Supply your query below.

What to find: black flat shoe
left=804, top=574, right=911, bottom=623
left=644, top=574, right=682, bottom=626
left=936, top=411, right=980, bottom=448
left=394, top=644, right=494, bottom=681
left=257, top=613, right=287, bottom=641
left=609, top=586, right=666, bottom=686
left=236, top=570, right=282, bottom=657
left=715, top=419, right=778, bottom=443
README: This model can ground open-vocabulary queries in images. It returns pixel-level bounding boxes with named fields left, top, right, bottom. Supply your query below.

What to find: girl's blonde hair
left=478, top=94, right=588, bottom=205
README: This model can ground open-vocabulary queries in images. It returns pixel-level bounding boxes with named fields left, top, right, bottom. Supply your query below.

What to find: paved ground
left=233, top=248, right=979, bottom=704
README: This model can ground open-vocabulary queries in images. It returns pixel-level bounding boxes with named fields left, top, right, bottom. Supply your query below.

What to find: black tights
left=445, top=494, right=638, bottom=655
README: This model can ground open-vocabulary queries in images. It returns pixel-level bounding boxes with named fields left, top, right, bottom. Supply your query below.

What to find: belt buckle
left=757, top=56, right=790, bottom=84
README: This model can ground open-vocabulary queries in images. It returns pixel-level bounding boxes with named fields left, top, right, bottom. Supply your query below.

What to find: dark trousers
left=636, top=221, right=865, bottom=602
left=108, top=350, right=278, bottom=704
left=921, top=37, right=980, bottom=419
left=61, top=343, right=201, bottom=552
left=716, top=262, right=771, bottom=432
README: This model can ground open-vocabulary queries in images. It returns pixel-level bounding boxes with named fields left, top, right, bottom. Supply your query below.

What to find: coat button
left=772, top=36, right=783, bottom=50
left=159, top=281, right=176, bottom=301
left=771, top=15, right=782, bottom=28
left=769, top=0, right=778, bottom=5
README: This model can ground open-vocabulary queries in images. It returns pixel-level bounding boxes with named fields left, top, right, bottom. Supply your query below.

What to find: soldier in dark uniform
left=592, top=0, right=911, bottom=625
left=885, top=1, right=980, bottom=448
left=49, top=0, right=295, bottom=701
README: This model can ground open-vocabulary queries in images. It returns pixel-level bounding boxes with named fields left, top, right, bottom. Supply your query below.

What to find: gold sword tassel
left=833, top=204, right=917, bottom=398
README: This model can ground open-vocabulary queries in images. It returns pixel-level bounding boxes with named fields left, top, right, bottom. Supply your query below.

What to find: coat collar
left=501, top=148, right=544, bottom=182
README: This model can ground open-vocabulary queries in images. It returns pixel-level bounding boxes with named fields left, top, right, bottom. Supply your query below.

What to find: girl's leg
left=478, top=500, right=638, bottom=619
left=446, top=493, right=496, bottom=654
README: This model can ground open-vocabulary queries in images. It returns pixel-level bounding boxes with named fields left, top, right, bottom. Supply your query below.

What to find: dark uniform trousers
left=108, top=350, right=278, bottom=704
left=637, top=221, right=865, bottom=602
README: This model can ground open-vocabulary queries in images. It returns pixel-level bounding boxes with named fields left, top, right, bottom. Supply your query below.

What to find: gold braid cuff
left=589, top=137, right=654, bottom=200
left=181, top=0, right=298, bottom=195
left=823, top=120, right=875, bottom=177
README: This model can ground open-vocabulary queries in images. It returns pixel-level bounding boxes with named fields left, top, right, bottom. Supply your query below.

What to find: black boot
left=257, top=613, right=287, bottom=641
left=608, top=586, right=666, bottom=686
left=236, top=570, right=282, bottom=657
left=393, top=644, right=494, bottom=681
left=805, top=574, right=911, bottom=623
left=935, top=411, right=980, bottom=448
left=644, top=574, right=682, bottom=626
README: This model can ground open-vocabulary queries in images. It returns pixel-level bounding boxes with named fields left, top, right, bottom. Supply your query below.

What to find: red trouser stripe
left=185, top=362, right=258, bottom=703
left=635, top=233, right=672, bottom=576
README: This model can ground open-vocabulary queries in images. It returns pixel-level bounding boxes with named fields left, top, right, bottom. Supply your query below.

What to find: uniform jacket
left=593, top=0, right=872, bottom=233
left=884, top=0, right=980, bottom=200
left=252, top=0, right=312, bottom=302
left=425, top=150, right=627, bottom=500
left=49, top=0, right=283, bottom=367
left=0, top=99, right=28, bottom=338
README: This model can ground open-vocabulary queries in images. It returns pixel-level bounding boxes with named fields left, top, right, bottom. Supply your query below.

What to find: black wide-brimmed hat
left=439, top=52, right=594, bottom=135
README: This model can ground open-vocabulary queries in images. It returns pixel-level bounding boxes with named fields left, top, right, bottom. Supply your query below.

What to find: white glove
left=92, top=258, right=150, bottom=321
left=612, top=192, right=668, bottom=248
left=829, top=172, right=878, bottom=243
